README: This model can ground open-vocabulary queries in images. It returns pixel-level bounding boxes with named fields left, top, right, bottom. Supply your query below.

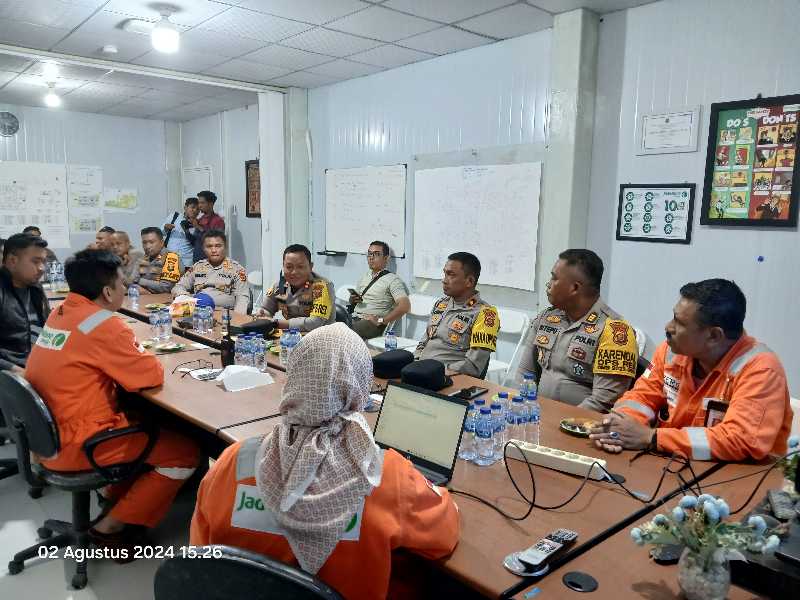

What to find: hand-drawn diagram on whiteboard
left=413, top=162, right=541, bottom=290
left=0, top=161, right=70, bottom=247
left=325, top=164, right=406, bottom=256
left=67, top=165, right=103, bottom=233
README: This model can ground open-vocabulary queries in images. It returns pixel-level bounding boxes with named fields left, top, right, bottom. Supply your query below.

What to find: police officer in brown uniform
left=415, top=252, right=500, bottom=378
left=172, top=230, right=249, bottom=313
left=256, top=244, right=335, bottom=332
left=516, top=249, right=638, bottom=413
left=131, top=227, right=183, bottom=294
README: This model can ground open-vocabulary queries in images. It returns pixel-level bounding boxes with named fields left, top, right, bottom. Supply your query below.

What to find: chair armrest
left=82, top=422, right=160, bottom=483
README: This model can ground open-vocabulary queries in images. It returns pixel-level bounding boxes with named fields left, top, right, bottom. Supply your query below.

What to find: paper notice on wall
left=67, top=165, right=103, bottom=233
left=104, top=187, right=138, bottom=212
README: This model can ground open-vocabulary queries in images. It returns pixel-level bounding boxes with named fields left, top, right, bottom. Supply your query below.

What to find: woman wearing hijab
left=190, top=323, right=459, bottom=599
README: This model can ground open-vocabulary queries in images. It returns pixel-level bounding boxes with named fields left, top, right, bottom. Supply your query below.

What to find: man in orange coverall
left=190, top=323, right=459, bottom=600
left=26, top=249, right=199, bottom=552
left=590, top=279, right=791, bottom=461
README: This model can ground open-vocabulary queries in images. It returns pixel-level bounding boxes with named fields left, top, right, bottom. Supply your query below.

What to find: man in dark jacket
left=0, top=234, right=51, bottom=372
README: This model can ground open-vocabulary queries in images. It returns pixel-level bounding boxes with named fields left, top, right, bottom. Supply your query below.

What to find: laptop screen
left=373, top=383, right=467, bottom=469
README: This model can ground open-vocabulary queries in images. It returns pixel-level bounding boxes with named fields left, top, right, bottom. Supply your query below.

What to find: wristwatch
left=377, top=317, right=384, bottom=325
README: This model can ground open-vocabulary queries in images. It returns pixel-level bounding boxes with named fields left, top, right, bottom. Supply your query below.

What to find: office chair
left=154, top=545, right=343, bottom=600
left=0, top=371, right=158, bottom=589
left=334, top=302, right=352, bottom=328
left=0, top=411, right=18, bottom=481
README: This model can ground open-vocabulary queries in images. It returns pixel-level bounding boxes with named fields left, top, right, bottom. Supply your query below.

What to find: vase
left=677, top=548, right=730, bottom=600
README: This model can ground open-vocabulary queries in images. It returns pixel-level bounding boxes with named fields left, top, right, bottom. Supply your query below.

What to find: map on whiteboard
left=413, top=162, right=541, bottom=291
left=0, top=162, right=70, bottom=248
left=68, top=165, right=103, bottom=233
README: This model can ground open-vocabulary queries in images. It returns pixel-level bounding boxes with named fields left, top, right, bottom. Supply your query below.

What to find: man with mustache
left=590, top=279, right=792, bottom=461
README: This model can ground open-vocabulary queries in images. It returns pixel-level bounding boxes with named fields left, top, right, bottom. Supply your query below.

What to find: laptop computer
left=372, top=381, right=469, bottom=486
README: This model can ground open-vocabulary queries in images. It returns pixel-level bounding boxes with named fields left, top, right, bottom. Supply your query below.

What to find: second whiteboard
left=413, top=162, right=541, bottom=290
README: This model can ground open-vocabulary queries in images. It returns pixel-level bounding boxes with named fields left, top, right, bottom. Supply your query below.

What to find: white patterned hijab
left=255, top=323, right=383, bottom=574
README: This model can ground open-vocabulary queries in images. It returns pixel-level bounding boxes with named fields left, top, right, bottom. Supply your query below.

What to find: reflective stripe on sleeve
left=77, top=309, right=114, bottom=334
left=728, top=343, right=772, bottom=375
left=615, top=400, right=656, bottom=423
left=154, top=466, right=196, bottom=480
left=685, top=427, right=712, bottom=461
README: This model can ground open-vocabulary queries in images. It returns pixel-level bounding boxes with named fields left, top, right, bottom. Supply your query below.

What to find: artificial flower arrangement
left=630, top=494, right=780, bottom=600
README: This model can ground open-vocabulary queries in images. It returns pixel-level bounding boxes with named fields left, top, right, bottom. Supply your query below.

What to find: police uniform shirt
left=260, top=273, right=335, bottom=332
left=132, top=251, right=183, bottom=294
left=415, top=293, right=500, bottom=378
left=173, top=258, right=249, bottom=314
left=516, top=298, right=637, bottom=413
left=353, top=271, right=409, bottom=319
left=120, top=250, right=144, bottom=287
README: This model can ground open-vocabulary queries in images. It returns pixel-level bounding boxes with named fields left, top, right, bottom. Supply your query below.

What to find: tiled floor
left=0, top=442, right=197, bottom=600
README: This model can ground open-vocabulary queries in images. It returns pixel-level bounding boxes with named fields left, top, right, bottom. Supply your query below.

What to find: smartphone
left=455, top=386, right=488, bottom=400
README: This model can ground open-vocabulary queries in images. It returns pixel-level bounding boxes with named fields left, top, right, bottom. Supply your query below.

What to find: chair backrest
left=496, top=307, right=529, bottom=335
left=0, top=371, right=60, bottom=459
left=408, top=293, right=436, bottom=317
left=154, top=545, right=343, bottom=600
left=334, top=302, right=352, bottom=327
left=247, top=270, right=263, bottom=287
left=335, top=285, right=354, bottom=304
left=632, top=326, right=647, bottom=357
left=790, top=396, right=800, bottom=438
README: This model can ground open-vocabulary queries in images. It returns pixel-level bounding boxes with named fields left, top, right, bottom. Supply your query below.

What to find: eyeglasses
left=367, top=252, right=385, bottom=258
left=172, top=358, right=214, bottom=378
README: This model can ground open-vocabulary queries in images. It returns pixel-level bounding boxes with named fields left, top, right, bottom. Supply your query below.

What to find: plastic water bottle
left=280, top=328, right=299, bottom=367
left=221, top=309, right=231, bottom=336
left=491, top=402, right=507, bottom=460
left=384, top=328, right=397, bottom=351
left=473, top=408, right=496, bottom=467
left=521, top=372, right=535, bottom=398
left=149, top=310, right=159, bottom=340
left=252, top=335, right=266, bottom=371
left=192, top=307, right=201, bottom=332
left=204, top=307, right=213, bottom=334
left=525, top=386, right=541, bottom=446
left=158, top=308, right=172, bottom=341
left=458, top=404, right=477, bottom=461
left=128, top=285, right=139, bottom=310
left=493, top=391, right=510, bottom=418
left=506, top=396, right=527, bottom=442
left=473, top=398, right=487, bottom=412
left=234, top=337, right=244, bottom=366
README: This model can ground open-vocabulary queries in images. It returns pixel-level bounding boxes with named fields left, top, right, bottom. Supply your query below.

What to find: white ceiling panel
left=101, top=102, right=162, bottom=118
left=179, top=27, right=267, bottom=58
left=527, top=0, right=657, bottom=14
left=347, top=43, right=433, bottom=68
left=235, top=0, right=369, bottom=25
left=0, top=70, right=20, bottom=87
left=0, top=55, right=33, bottom=73
left=306, top=59, right=383, bottom=79
left=26, top=62, right=112, bottom=82
left=459, top=3, right=552, bottom=39
left=129, top=88, right=195, bottom=105
left=383, top=0, right=516, bottom=24
left=11, top=73, right=89, bottom=92
left=326, top=5, right=438, bottom=42
left=63, top=80, right=149, bottom=101
left=281, top=27, right=381, bottom=57
left=102, top=0, right=230, bottom=28
left=132, top=49, right=226, bottom=73
left=198, top=7, right=312, bottom=42
left=149, top=105, right=217, bottom=122
left=240, top=44, right=332, bottom=70
left=0, top=19, right=71, bottom=50
left=400, top=26, right=491, bottom=55
left=202, top=59, right=291, bottom=82
left=0, top=0, right=102, bottom=30
left=103, top=73, right=221, bottom=100
left=53, top=29, right=153, bottom=61
left=267, top=71, right=339, bottom=88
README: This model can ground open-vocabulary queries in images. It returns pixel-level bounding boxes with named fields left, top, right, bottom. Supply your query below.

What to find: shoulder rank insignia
left=586, top=312, right=598, bottom=324
left=436, top=301, right=448, bottom=311
left=545, top=315, right=561, bottom=323
left=238, top=269, right=247, bottom=282
left=466, top=297, right=477, bottom=308
left=584, top=324, right=597, bottom=334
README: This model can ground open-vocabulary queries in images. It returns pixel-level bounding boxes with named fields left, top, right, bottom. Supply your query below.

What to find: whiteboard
left=182, top=166, right=216, bottom=210
left=325, top=164, right=406, bottom=256
left=413, top=162, right=541, bottom=290
left=0, top=161, right=70, bottom=248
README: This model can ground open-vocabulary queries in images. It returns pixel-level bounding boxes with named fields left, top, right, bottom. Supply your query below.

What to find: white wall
left=588, top=0, right=800, bottom=394
left=0, top=103, right=169, bottom=259
left=309, top=30, right=551, bottom=357
left=180, top=104, right=262, bottom=271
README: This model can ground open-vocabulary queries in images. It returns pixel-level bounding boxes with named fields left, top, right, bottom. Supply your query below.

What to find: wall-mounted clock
left=0, top=111, right=20, bottom=137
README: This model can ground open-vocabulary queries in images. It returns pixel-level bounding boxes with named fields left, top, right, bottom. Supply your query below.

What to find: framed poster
left=616, top=183, right=695, bottom=244
left=635, top=106, right=701, bottom=155
left=701, top=94, right=799, bottom=227
left=245, top=159, right=260, bottom=218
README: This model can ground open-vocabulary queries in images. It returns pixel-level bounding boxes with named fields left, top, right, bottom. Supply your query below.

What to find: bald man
left=111, top=231, right=144, bottom=287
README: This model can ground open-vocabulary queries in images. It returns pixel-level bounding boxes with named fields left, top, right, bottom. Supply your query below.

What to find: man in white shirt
left=349, top=241, right=410, bottom=340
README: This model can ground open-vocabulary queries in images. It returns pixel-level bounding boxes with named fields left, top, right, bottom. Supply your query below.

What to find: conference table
left=114, top=306, right=781, bottom=599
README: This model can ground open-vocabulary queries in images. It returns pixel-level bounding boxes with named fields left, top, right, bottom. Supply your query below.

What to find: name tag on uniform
left=663, top=374, right=680, bottom=407
left=231, top=484, right=363, bottom=541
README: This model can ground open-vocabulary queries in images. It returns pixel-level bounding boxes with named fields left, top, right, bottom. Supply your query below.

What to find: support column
left=285, top=87, right=310, bottom=246
left=537, top=8, right=599, bottom=306
left=164, top=121, right=182, bottom=211
left=258, top=91, right=287, bottom=286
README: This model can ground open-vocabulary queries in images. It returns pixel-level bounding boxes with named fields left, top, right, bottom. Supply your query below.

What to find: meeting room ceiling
left=0, top=0, right=657, bottom=121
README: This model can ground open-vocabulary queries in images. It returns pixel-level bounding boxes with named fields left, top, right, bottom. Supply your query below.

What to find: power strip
left=505, top=439, right=607, bottom=480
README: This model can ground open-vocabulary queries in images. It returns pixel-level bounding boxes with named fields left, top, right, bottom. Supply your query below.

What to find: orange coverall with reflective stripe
left=190, top=442, right=460, bottom=600
left=613, top=335, right=792, bottom=461
left=25, top=293, right=199, bottom=527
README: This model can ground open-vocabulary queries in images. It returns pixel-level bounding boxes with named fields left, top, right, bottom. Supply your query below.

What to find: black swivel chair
left=0, top=410, right=18, bottom=481
left=0, top=371, right=158, bottom=589
left=334, top=302, right=352, bottom=328
left=154, top=545, right=344, bottom=600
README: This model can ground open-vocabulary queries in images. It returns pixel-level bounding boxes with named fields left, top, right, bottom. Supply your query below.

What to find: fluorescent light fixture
left=151, top=14, right=180, bottom=54
left=44, top=83, right=61, bottom=108
left=41, top=61, right=60, bottom=80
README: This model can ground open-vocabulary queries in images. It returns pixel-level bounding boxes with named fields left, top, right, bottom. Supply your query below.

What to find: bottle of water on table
left=491, top=402, right=507, bottom=460
left=128, top=285, right=139, bottom=310
left=525, top=383, right=540, bottom=446
left=192, top=307, right=201, bottom=332
left=234, top=337, right=243, bottom=366
left=384, top=327, right=397, bottom=351
left=458, top=404, right=477, bottom=461
left=474, top=408, right=496, bottom=466
left=253, top=335, right=267, bottom=372
left=520, top=372, right=535, bottom=398
left=149, top=310, right=159, bottom=340
left=280, top=328, right=299, bottom=366
left=158, top=308, right=171, bottom=341
left=221, top=308, right=231, bottom=336
left=506, top=396, right=527, bottom=443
